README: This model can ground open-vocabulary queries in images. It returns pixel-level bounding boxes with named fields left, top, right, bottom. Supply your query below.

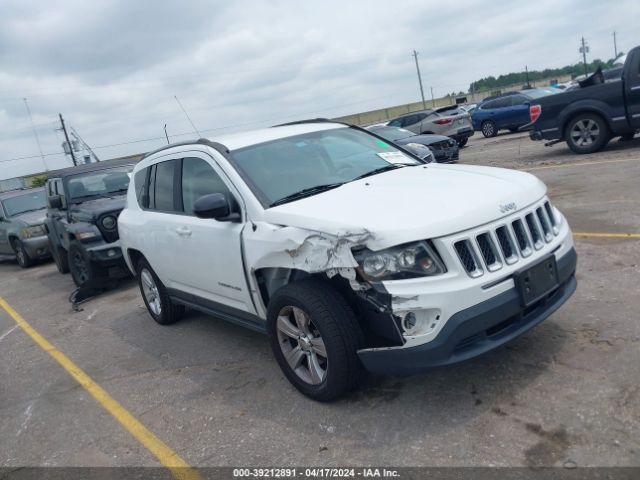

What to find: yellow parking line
left=574, top=232, right=640, bottom=239
left=525, top=157, right=640, bottom=171
left=0, top=296, right=200, bottom=480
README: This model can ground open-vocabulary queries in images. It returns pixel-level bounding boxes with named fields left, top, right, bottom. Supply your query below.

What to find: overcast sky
left=1, top=0, right=638, bottom=179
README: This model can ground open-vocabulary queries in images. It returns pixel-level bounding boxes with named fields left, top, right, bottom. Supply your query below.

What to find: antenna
left=23, top=98, right=48, bottom=171
left=164, top=124, right=170, bottom=144
left=174, top=95, right=201, bottom=137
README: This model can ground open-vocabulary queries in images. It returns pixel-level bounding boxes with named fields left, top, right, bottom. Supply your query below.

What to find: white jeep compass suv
left=118, top=120, right=577, bottom=401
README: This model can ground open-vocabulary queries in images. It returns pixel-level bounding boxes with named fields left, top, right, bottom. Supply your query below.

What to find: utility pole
left=525, top=65, right=531, bottom=88
left=579, top=37, right=589, bottom=76
left=412, top=50, right=426, bottom=109
left=59, top=113, right=77, bottom=166
left=613, top=31, right=618, bottom=58
left=23, top=98, right=48, bottom=171
left=70, top=127, right=100, bottom=163
left=430, top=86, right=435, bottom=107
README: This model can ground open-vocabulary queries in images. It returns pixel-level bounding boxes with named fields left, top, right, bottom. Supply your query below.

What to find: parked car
left=472, top=88, right=558, bottom=137
left=387, top=106, right=474, bottom=147
left=367, top=125, right=459, bottom=163
left=458, top=103, right=478, bottom=115
left=118, top=121, right=577, bottom=401
left=0, top=187, right=50, bottom=267
left=44, top=159, right=134, bottom=286
left=529, top=46, right=640, bottom=154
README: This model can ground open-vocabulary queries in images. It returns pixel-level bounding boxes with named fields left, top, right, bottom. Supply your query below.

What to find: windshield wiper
left=351, top=163, right=406, bottom=181
left=269, top=183, right=345, bottom=207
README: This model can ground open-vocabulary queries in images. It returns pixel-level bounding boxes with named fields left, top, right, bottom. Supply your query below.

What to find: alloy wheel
left=140, top=268, right=162, bottom=316
left=16, top=246, right=26, bottom=266
left=276, top=305, right=328, bottom=385
left=570, top=119, right=600, bottom=147
left=72, top=251, right=89, bottom=284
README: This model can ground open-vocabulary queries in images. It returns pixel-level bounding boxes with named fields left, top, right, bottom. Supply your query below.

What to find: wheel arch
left=126, top=248, right=145, bottom=274
left=560, top=106, right=613, bottom=139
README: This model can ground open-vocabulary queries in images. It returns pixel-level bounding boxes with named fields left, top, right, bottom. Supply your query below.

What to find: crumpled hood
left=12, top=209, right=47, bottom=226
left=263, top=164, right=546, bottom=250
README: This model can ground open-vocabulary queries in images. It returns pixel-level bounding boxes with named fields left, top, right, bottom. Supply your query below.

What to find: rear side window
left=510, top=95, right=528, bottom=106
left=492, top=97, right=510, bottom=108
left=388, top=118, right=402, bottom=127
left=134, top=168, right=149, bottom=207
left=152, top=159, right=180, bottom=212
left=481, top=100, right=497, bottom=110
left=181, top=157, right=232, bottom=215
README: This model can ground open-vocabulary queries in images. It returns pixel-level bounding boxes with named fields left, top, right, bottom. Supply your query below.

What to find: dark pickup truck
left=529, top=45, right=640, bottom=154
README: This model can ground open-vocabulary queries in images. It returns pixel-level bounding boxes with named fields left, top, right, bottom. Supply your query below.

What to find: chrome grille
left=454, top=200, right=562, bottom=278
left=454, top=240, right=483, bottom=277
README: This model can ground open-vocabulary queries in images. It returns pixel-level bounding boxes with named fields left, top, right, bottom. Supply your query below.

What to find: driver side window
left=182, top=157, right=233, bottom=216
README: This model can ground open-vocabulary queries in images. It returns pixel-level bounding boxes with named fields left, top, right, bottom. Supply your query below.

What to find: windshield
left=369, top=126, right=415, bottom=141
left=2, top=190, right=46, bottom=217
left=230, top=127, right=420, bottom=207
left=66, top=166, right=133, bottom=202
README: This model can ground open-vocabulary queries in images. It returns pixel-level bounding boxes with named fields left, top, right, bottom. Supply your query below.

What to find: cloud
left=0, top=0, right=638, bottom=179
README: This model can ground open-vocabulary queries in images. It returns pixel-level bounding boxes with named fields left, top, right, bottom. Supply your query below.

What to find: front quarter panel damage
left=243, top=223, right=405, bottom=348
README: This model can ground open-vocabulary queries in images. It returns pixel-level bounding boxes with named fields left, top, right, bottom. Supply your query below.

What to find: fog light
left=403, top=312, right=417, bottom=330
left=398, top=309, right=442, bottom=336
left=107, top=249, right=116, bottom=257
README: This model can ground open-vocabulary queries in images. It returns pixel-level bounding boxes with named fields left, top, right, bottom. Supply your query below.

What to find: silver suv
left=0, top=187, right=50, bottom=268
left=387, top=106, right=474, bottom=147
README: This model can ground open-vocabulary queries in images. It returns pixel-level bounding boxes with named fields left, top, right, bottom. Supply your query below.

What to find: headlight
left=22, top=225, right=46, bottom=238
left=101, top=215, right=117, bottom=230
left=353, top=241, right=446, bottom=281
left=404, top=143, right=434, bottom=163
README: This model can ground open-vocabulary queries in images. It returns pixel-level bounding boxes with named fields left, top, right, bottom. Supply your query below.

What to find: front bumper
left=432, top=147, right=459, bottom=163
left=86, top=241, right=130, bottom=278
left=358, top=247, right=577, bottom=375
left=22, top=235, right=51, bottom=259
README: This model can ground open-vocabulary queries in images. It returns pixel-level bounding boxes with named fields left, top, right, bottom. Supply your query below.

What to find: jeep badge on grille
left=499, top=202, right=517, bottom=213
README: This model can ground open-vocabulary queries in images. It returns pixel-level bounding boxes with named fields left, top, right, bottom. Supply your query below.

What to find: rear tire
left=481, top=120, right=497, bottom=138
left=136, top=258, right=184, bottom=325
left=267, top=278, right=364, bottom=402
left=565, top=113, right=610, bottom=154
left=12, top=239, right=33, bottom=268
left=49, top=239, right=69, bottom=274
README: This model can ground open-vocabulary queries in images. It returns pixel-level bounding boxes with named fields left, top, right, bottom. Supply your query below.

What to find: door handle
left=175, top=226, right=192, bottom=237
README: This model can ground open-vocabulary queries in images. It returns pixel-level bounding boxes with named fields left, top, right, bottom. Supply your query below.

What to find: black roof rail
left=142, top=138, right=230, bottom=159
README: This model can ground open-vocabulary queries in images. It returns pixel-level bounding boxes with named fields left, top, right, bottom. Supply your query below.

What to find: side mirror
left=49, top=195, right=63, bottom=209
left=193, top=193, right=240, bottom=222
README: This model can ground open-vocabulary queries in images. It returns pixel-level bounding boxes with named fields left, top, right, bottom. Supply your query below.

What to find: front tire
left=457, top=137, right=468, bottom=148
left=481, top=120, right=497, bottom=138
left=565, top=113, right=610, bottom=154
left=136, top=258, right=184, bottom=325
left=12, top=239, right=33, bottom=268
left=267, top=279, right=364, bottom=402
left=68, top=241, right=96, bottom=286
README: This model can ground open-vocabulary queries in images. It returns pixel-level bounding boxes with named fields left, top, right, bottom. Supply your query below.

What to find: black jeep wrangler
left=44, top=159, right=134, bottom=287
